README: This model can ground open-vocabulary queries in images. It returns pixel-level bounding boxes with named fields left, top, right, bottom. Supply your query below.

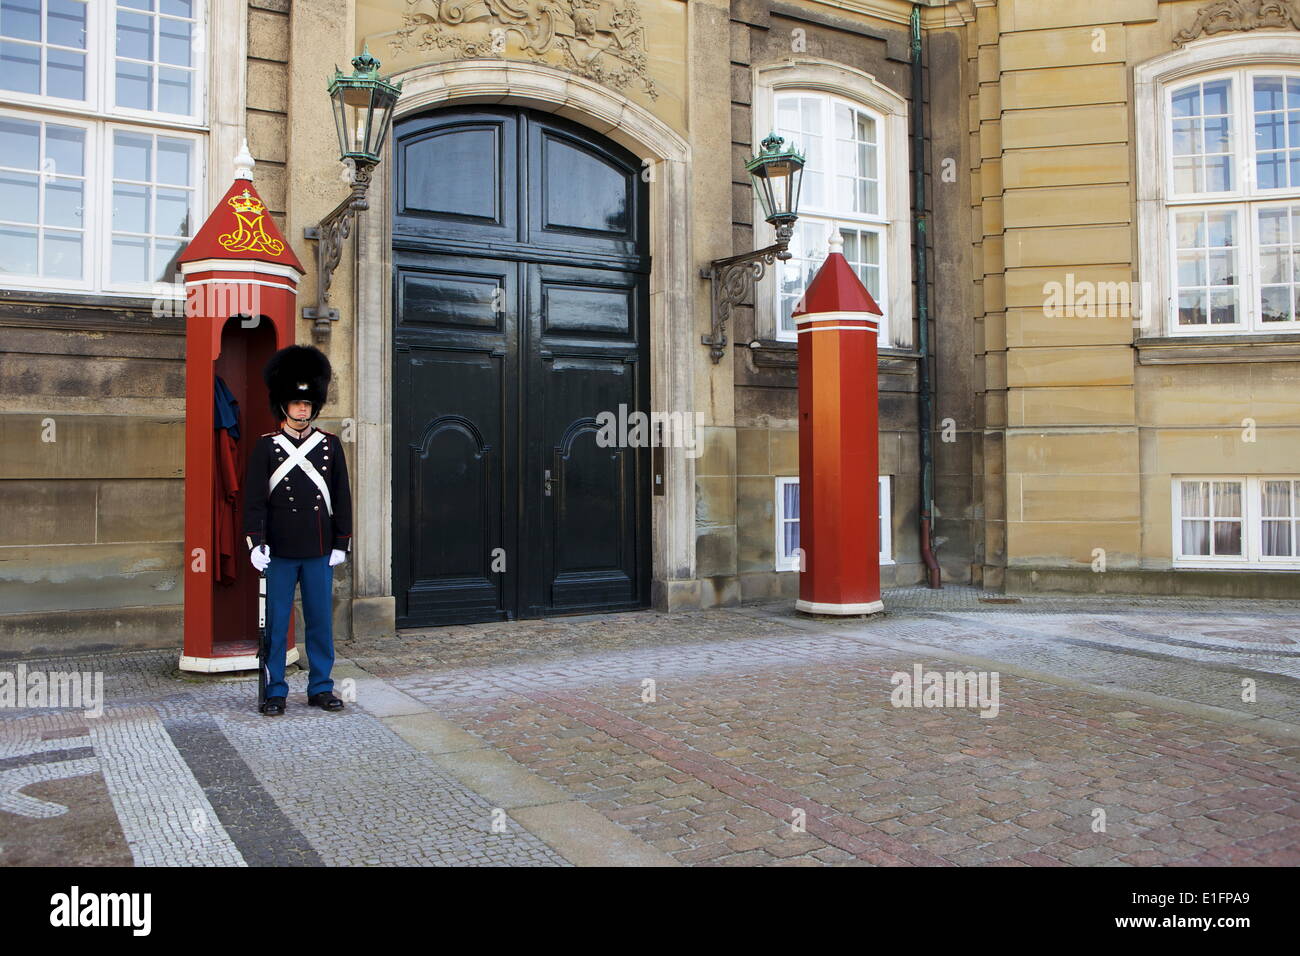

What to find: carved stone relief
left=390, top=0, right=658, bottom=99
left=1176, top=0, right=1300, bottom=45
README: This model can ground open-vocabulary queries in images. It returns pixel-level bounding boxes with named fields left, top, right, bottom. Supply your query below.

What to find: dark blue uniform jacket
left=242, top=426, right=353, bottom=558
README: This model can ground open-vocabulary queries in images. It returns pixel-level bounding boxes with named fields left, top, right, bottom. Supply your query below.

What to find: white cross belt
left=269, top=432, right=332, bottom=516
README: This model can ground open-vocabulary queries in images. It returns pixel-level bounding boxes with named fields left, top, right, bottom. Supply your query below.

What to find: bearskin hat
left=264, top=344, right=331, bottom=422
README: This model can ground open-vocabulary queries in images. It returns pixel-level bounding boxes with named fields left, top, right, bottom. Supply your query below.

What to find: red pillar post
left=794, top=232, right=884, bottom=616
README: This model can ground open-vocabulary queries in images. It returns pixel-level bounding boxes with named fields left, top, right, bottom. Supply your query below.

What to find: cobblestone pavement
left=2, top=587, right=1298, bottom=866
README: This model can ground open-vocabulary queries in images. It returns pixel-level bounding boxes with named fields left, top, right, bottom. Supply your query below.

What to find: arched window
left=772, top=91, right=887, bottom=337
left=1136, top=36, right=1300, bottom=336
left=752, top=61, right=911, bottom=348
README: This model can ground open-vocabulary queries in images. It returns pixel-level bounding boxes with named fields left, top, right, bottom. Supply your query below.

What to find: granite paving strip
left=88, top=705, right=245, bottom=866
left=163, top=712, right=323, bottom=867
left=201, top=681, right=567, bottom=867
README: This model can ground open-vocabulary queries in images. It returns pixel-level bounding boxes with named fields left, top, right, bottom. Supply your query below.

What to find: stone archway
left=349, top=59, right=696, bottom=633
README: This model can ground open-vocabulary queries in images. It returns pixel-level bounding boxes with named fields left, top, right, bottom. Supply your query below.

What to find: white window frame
left=0, top=0, right=99, bottom=110
left=0, top=0, right=220, bottom=295
left=105, top=0, right=206, bottom=126
left=101, top=119, right=203, bottom=293
left=0, top=106, right=97, bottom=291
left=774, top=474, right=893, bottom=571
left=775, top=476, right=801, bottom=571
left=0, top=105, right=203, bottom=293
left=1172, top=475, right=1300, bottom=570
left=752, top=60, right=912, bottom=349
left=1136, top=34, right=1300, bottom=338
left=879, top=474, right=893, bottom=566
left=0, top=0, right=207, bottom=124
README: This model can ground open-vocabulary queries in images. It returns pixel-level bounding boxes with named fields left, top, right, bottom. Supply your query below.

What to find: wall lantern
left=700, top=132, right=805, bottom=363
left=303, top=46, right=403, bottom=340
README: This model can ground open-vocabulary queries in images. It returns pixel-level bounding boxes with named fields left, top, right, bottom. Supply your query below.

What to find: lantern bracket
left=302, top=163, right=374, bottom=342
left=700, top=221, right=794, bottom=364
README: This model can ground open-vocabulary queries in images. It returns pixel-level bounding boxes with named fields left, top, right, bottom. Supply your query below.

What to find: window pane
left=157, top=65, right=190, bottom=114
left=1261, top=480, right=1295, bottom=555
left=115, top=58, right=152, bottom=110
left=112, top=183, right=149, bottom=233
left=1178, top=290, right=1207, bottom=326
left=111, top=235, right=148, bottom=282
left=1261, top=521, right=1293, bottom=556
left=0, top=224, right=37, bottom=272
left=114, top=131, right=152, bottom=180
left=1255, top=75, right=1300, bottom=189
left=152, top=237, right=183, bottom=281
left=0, top=170, right=38, bottom=222
left=0, top=115, right=39, bottom=169
left=1170, top=78, right=1233, bottom=195
left=158, top=17, right=189, bottom=66
left=0, top=38, right=39, bottom=93
left=45, top=46, right=84, bottom=99
left=155, top=187, right=189, bottom=235
left=1261, top=285, right=1291, bottom=322
left=0, top=0, right=39, bottom=40
left=44, top=124, right=83, bottom=177
left=778, top=218, right=827, bottom=333
left=155, top=137, right=190, bottom=185
left=1262, top=480, right=1293, bottom=516
left=116, top=10, right=152, bottom=60
left=1257, top=205, right=1300, bottom=324
left=43, top=227, right=81, bottom=277
left=1174, top=209, right=1239, bottom=326
left=1182, top=520, right=1210, bottom=556
left=781, top=482, right=800, bottom=559
left=1213, top=480, right=1242, bottom=517
left=1182, top=480, right=1210, bottom=517
left=47, top=0, right=86, bottom=49
left=1172, top=85, right=1200, bottom=117
left=44, top=176, right=82, bottom=227
left=1213, top=520, right=1242, bottom=555
left=160, top=0, right=191, bottom=15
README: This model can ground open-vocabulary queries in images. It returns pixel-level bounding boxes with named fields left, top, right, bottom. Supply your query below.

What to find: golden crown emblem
left=227, top=189, right=265, bottom=215
left=217, top=185, right=285, bottom=256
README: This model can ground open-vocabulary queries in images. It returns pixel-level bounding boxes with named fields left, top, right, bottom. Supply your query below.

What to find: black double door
left=392, top=107, right=651, bottom=627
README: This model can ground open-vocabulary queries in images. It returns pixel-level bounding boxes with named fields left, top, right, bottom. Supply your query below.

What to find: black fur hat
left=264, top=344, right=331, bottom=422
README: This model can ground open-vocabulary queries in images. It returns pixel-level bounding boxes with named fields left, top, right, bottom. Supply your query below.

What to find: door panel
left=393, top=113, right=519, bottom=244
left=393, top=107, right=649, bottom=627
left=526, top=120, right=646, bottom=261
left=393, top=253, right=518, bottom=626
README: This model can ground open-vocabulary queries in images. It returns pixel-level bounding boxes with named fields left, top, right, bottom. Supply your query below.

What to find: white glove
left=329, top=549, right=347, bottom=567
left=250, top=544, right=271, bottom=572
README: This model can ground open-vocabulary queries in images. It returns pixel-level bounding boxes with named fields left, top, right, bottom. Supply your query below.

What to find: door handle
left=544, top=468, right=553, bottom=497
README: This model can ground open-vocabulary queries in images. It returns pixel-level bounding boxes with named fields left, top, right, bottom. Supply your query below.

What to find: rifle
left=257, top=569, right=269, bottom=709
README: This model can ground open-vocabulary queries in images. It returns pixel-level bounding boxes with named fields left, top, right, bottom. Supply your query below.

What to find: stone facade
left=2, top=0, right=1298, bottom=656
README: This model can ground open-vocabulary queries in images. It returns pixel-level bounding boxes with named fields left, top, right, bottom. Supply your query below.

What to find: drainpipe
left=911, top=4, right=942, bottom=589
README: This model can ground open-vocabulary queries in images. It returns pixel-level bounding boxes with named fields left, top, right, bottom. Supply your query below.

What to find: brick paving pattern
left=1, top=586, right=1297, bottom=866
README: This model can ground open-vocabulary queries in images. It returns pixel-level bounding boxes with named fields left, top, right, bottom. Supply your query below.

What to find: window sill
left=747, top=338, right=919, bottom=370
left=0, top=289, right=181, bottom=333
left=1136, top=333, right=1300, bottom=365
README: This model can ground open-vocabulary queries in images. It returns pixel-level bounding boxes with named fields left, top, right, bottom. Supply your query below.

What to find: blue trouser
left=264, top=554, right=334, bottom=699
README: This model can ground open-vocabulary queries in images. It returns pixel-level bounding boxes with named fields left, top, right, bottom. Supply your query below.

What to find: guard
left=243, top=344, right=353, bottom=715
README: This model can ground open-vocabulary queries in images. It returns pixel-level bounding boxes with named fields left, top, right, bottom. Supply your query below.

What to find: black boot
left=259, top=696, right=286, bottom=716
left=308, top=691, right=344, bottom=711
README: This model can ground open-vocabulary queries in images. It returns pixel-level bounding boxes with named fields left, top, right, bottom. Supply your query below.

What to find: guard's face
left=286, top=399, right=313, bottom=422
